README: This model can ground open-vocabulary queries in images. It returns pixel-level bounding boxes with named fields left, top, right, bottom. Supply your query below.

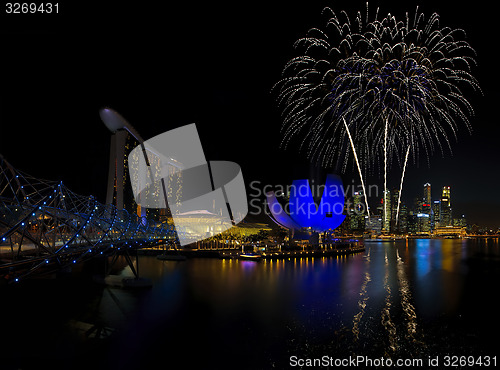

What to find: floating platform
left=138, top=244, right=365, bottom=261
left=221, top=246, right=365, bottom=260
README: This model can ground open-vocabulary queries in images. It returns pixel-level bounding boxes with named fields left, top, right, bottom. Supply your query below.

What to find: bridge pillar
left=106, top=130, right=128, bottom=210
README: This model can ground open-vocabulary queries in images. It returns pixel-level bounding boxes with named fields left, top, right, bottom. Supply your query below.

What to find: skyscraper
left=382, top=189, right=391, bottom=233
left=390, top=189, right=400, bottom=233
left=349, top=191, right=365, bottom=231
left=453, top=214, right=467, bottom=228
left=432, top=200, right=441, bottom=229
left=441, top=186, right=452, bottom=226
left=398, top=204, right=408, bottom=233
left=423, top=183, right=432, bottom=215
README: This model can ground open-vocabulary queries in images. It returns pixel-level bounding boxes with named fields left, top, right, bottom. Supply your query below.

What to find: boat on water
left=156, top=254, right=187, bottom=261
left=239, top=253, right=263, bottom=261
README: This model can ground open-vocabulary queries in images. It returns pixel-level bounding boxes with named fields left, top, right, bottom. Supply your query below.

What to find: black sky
left=1, top=1, right=499, bottom=226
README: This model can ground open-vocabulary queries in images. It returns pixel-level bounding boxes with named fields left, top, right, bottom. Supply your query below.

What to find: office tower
left=417, top=212, right=431, bottom=234
left=441, top=186, right=452, bottom=226
left=423, top=183, right=432, bottom=215
left=432, top=200, right=441, bottom=229
left=413, top=196, right=423, bottom=214
left=108, top=130, right=183, bottom=220
left=365, top=216, right=382, bottom=234
left=407, top=213, right=418, bottom=235
left=382, top=189, right=391, bottom=233
left=453, top=214, right=467, bottom=228
left=349, top=191, right=365, bottom=231
left=398, top=204, right=408, bottom=233
left=390, top=189, right=400, bottom=233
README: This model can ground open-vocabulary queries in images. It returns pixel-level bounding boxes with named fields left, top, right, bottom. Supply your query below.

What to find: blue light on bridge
left=1, top=154, right=179, bottom=282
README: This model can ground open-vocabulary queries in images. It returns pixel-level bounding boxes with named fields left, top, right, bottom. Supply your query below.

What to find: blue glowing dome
left=266, top=174, right=346, bottom=232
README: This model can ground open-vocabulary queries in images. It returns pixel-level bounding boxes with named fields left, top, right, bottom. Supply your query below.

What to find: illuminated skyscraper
left=103, top=111, right=183, bottom=220
left=390, top=189, right=399, bottom=233
left=453, top=214, right=467, bottom=228
left=349, top=191, right=365, bottom=231
left=128, top=144, right=183, bottom=221
left=423, top=183, right=432, bottom=215
left=417, top=212, right=431, bottom=234
left=398, top=204, right=408, bottom=233
left=432, top=200, right=441, bottom=229
left=413, top=196, right=423, bottom=214
left=382, top=189, right=391, bottom=233
left=440, top=186, right=452, bottom=226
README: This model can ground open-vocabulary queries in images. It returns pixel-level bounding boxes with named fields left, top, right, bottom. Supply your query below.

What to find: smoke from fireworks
left=274, top=3, right=480, bottom=226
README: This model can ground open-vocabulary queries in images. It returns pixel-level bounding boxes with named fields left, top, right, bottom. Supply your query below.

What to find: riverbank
left=137, top=244, right=365, bottom=260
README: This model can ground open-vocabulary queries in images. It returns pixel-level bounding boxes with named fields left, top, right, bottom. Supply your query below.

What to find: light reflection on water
left=2, top=239, right=500, bottom=369
left=106, top=239, right=500, bottom=368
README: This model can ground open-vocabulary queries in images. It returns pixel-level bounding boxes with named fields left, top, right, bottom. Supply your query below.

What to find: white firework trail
left=343, top=118, right=370, bottom=219
left=396, top=147, right=411, bottom=227
left=383, top=118, right=388, bottom=232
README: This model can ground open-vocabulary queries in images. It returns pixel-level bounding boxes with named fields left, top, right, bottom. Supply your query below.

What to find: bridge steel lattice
left=0, top=155, right=175, bottom=284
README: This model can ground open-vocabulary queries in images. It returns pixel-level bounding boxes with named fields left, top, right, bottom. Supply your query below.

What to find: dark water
left=2, top=239, right=500, bottom=369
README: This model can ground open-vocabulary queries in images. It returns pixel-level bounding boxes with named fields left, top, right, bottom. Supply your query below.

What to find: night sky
left=1, top=1, right=499, bottom=226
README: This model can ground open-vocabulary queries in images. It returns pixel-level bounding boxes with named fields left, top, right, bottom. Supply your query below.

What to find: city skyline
left=346, top=182, right=473, bottom=235
left=1, top=3, right=499, bottom=369
left=1, top=0, right=499, bottom=227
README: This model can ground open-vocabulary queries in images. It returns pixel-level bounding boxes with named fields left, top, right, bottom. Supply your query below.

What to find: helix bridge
left=0, top=154, right=175, bottom=284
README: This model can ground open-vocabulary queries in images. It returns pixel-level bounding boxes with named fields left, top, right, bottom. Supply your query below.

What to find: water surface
left=2, top=239, right=499, bottom=369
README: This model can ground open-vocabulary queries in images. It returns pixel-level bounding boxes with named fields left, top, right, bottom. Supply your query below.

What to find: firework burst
left=274, top=3, right=480, bottom=172
left=274, top=3, right=480, bottom=226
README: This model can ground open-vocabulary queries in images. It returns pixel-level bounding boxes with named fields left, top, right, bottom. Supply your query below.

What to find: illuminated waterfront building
left=390, top=189, right=398, bottom=233
left=349, top=191, right=365, bottom=231
left=128, top=145, right=183, bottom=221
left=440, top=186, right=452, bottom=226
left=417, top=213, right=431, bottom=234
left=382, top=190, right=391, bottom=233
left=406, top=212, right=430, bottom=235
left=398, top=204, right=408, bottom=233
left=407, top=213, right=417, bottom=235
left=453, top=214, right=467, bottom=228
left=423, top=183, right=432, bottom=215
left=413, top=197, right=423, bottom=214
left=365, top=216, right=382, bottom=234
left=106, top=126, right=183, bottom=221
left=432, top=200, right=441, bottom=230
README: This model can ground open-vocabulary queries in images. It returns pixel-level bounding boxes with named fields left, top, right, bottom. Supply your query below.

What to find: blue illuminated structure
left=0, top=155, right=174, bottom=284
left=266, top=174, right=346, bottom=232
